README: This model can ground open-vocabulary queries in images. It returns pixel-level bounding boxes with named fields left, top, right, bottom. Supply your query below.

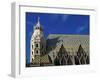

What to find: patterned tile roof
left=47, top=34, right=89, bottom=61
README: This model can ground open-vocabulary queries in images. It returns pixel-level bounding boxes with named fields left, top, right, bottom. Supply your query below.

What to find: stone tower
left=30, top=17, right=46, bottom=64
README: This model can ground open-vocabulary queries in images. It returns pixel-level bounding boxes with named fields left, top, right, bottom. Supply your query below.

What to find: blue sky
left=26, top=12, right=89, bottom=64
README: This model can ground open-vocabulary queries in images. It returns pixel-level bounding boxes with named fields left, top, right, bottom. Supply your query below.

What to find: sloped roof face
left=46, top=34, right=89, bottom=61
left=31, top=55, right=51, bottom=64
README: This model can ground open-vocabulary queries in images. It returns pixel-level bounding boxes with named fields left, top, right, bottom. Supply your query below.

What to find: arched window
left=32, top=51, right=33, bottom=55
left=32, top=58, right=33, bottom=62
left=36, top=50, right=38, bottom=54
left=36, top=43, right=38, bottom=47
left=32, top=45, right=33, bottom=49
left=75, top=56, right=80, bottom=65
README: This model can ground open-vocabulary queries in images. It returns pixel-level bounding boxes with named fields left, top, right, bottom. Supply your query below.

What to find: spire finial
left=34, top=16, right=43, bottom=31
left=38, top=16, right=40, bottom=22
left=37, top=16, right=40, bottom=27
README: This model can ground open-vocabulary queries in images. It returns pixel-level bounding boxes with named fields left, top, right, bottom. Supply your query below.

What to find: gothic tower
left=30, top=17, right=46, bottom=64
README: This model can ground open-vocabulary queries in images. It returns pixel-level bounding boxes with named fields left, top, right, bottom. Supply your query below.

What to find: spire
left=36, top=16, right=40, bottom=27
left=34, top=16, right=43, bottom=31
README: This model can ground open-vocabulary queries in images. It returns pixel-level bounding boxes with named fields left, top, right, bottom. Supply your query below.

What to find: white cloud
left=76, top=26, right=86, bottom=34
left=62, top=15, right=69, bottom=22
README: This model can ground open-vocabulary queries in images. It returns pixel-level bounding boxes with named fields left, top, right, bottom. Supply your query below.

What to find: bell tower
left=30, top=17, right=46, bottom=64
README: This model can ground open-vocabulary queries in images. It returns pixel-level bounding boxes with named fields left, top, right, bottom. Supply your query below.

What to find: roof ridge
left=48, top=34, right=89, bottom=35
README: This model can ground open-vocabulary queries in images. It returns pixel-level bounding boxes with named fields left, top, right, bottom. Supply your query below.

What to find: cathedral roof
left=31, top=55, right=51, bottom=64
left=46, top=34, right=89, bottom=61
